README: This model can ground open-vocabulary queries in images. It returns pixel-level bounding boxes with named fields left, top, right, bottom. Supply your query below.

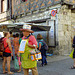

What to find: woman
left=71, top=36, right=75, bottom=69
left=19, top=33, right=23, bottom=44
left=13, top=33, right=21, bottom=72
left=9, top=31, right=14, bottom=60
left=37, top=34, right=47, bottom=66
left=2, top=31, right=14, bottom=74
left=20, top=25, right=38, bottom=75
left=13, top=33, right=19, bottom=55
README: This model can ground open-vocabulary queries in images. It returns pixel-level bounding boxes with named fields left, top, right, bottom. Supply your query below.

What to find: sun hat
left=20, top=24, right=34, bottom=33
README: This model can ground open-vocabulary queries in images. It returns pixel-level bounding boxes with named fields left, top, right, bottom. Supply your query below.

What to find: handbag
left=30, top=48, right=42, bottom=61
left=69, top=49, right=74, bottom=59
left=14, top=56, right=19, bottom=69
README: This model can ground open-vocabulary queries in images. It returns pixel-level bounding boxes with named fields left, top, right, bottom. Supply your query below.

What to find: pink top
left=22, top=35, right=37, bottom=45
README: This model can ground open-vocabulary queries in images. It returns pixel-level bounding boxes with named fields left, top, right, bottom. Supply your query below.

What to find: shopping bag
left=14, top=56, right=19, bottom=69
left=35, top=51, right=42, bottom=60
left=69, top=50, right=74, bottom=59
left=30, top=49, right=42, bottom=61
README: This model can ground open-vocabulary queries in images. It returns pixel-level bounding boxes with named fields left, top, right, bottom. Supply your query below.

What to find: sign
left=51, top=10, right=56, bottom=17
left=0, top=32, right=4, bottom=38
left=19, top=40, right=27, bottom=53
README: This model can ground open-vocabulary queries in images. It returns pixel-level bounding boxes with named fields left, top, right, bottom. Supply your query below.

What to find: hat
left=37, top=34, right=43, bottom=40
left=20, top=24, right=34, bottom=33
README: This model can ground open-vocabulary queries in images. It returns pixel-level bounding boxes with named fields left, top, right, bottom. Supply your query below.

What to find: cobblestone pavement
left=0, top=56, right=75, bottom=75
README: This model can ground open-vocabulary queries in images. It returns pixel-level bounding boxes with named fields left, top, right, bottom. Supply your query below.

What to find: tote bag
left=69, top=49, right=74, bottom=59
left=14, top=56, right=19, bottom=69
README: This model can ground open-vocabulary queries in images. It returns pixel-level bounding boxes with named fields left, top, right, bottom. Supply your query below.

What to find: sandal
left=71, top=66, right=75, bottom=69
left=3, top=71, right=7, bottom=74
left=17, top=70, right=21, bottom=73
left=8, top=72, right=14, bottom=74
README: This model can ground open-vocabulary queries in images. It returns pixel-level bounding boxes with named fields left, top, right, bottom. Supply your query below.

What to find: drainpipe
left=10, top=0, right=12, bottom=19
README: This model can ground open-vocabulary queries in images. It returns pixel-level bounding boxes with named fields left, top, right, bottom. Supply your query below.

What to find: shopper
left=20, top=25, right=38, bottom=75
left=13, top=33, right=21, bottom=72
left=37, top=34, right=47, bottom=66
left=2, top=31, right=14, bottom=74
left=13, top=33, right=19, bottom=55
left=9, top=31, right=14, bottom=60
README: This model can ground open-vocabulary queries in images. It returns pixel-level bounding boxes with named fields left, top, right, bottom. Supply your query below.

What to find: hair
left=20, top=33, right=23, bottom=38
left=13, top=34, right=16, bottom=38
left=3, top=31, right=9, bottom=37
left=10, top=31, right=12, bottom=34
left=16, top=33, right=19, bottom=37
left=37, top=34, right=43, bottom=40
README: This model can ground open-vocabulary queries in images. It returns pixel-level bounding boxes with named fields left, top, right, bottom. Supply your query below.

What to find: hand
left=17, top=53, right=20, bottom=56
left=28, top=43, right=31, bottom=47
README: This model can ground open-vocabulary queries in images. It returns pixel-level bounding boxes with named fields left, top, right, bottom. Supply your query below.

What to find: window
left=1, top=0, right=7, bottom=12
left=1, top=0, right=4, bottom=12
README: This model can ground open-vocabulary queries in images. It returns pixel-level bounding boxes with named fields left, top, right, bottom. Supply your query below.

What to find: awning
left=0, top=23, right=51, bottom=32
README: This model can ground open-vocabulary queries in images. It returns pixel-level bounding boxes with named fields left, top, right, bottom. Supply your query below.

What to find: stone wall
left=71, top=12, right=75, bottom=39
left=57, top=5, right=73, bottom=55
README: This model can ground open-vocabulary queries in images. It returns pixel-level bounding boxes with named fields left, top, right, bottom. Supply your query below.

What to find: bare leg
left=3, top=57, right=7, bottom=73
left=7, top=56, right=11, bottom=72
left=23, top=68, right=29, bottom=75
left=7, top=56, right=14, bottom=74
left=18, top=65, right=21, bottom=72
left=32, top=67, right=38, bottom=75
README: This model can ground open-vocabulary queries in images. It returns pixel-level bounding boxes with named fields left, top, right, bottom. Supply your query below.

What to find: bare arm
left=39, top=43, right=41, bottom=50
left=28, top=43, right=38, bottom=49
left=6, top=39, right=12, bottom=53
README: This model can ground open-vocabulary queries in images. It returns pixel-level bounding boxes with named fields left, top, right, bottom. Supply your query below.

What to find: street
left=0, top=56, right=75, bottom=75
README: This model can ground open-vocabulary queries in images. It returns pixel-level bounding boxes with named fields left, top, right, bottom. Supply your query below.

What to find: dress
left=21, top=35, right=37, bottom=69
left=13, top=38, right=19, bottom=54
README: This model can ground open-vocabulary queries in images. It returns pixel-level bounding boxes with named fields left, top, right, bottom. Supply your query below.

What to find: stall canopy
left=0, top=23, right=51, bottom=32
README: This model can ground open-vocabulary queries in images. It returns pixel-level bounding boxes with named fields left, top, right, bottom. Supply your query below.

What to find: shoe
left=71, top=66, right=75, bottom=69
left=44, top=63, right=47, bottom=65
left=29, top=69, right=32, bottom=72
left=17, top=70, right=21, bottom=73
left=41, top=64, right=44, bottom=67
left=3, top=71, right=7, bottom=74
left=8, top=72, right=14, bottom=74
left=39, top=64, right=44, bottom=67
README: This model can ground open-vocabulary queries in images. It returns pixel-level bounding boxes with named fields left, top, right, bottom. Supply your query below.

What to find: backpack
left=0, top=37, right=5, bottom=52
left=39, top=40, right=48, bottom=51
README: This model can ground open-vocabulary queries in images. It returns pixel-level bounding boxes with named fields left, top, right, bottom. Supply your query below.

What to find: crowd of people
left=1, top=24, right=48, bottom=75
left=2, top=32, right=22, bottom=74
left=1, top=24, right=75, bottom=75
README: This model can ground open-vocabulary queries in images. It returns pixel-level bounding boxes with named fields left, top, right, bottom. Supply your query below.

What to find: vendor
left=20, top=24, right=38, bottom=75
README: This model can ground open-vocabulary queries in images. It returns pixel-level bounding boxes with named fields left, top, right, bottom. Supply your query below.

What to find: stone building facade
left=0, top=0, right=75, bottom=55
left=12, top=0, right=75, bottom=55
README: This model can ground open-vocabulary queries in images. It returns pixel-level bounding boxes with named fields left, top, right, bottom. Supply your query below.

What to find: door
left=48, top=20, right=56, bottom=47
